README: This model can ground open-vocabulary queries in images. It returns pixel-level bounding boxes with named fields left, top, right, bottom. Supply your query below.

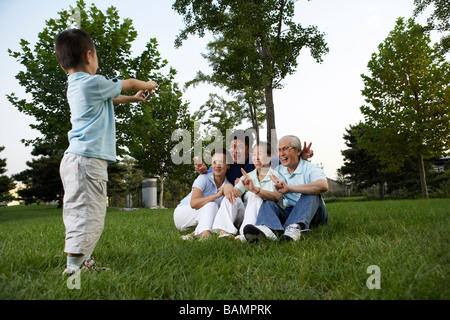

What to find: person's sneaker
left=280, top=224, right=302, bottom=242
left=235, top=234, right=247, bottom=242
left=62, top=265, right=80, bottom=276
left=244, top=224, right=277, bottom=243
left=82, top=256, right=111, bottom=272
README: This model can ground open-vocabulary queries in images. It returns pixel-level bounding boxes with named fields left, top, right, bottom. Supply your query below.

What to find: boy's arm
left=121, top=79, right=157, bottom=92
left=113, top=79, right=158, bottom=105
left=113, top=91, right=146, bottom=105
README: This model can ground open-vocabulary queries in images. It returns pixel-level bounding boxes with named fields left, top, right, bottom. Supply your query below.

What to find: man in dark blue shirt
left=195, top=130, right=255, bottom=181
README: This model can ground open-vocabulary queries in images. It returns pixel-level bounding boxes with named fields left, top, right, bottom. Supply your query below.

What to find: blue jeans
left=256, top=194, right=329, bottom=231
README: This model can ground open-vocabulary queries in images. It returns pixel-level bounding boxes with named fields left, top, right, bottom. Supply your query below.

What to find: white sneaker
left=62, top=265, right=80, bottom=276
left=281, top=224, right=302, bottom=241
left=244, top=224, right=277, bottom=243
left=235, top=234, right=246, bottom=242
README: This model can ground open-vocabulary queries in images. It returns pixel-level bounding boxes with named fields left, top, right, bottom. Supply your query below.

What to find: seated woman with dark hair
left=173, top=148, right=232, bottom=240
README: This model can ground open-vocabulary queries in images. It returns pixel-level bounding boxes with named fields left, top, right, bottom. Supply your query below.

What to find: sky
left=0, top=0, right=440, bottom=180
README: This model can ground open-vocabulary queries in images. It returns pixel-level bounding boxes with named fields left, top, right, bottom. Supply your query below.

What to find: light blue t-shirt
left=66, top=72, right=122, bottom=162
left=235, top=167, right=282, bottom=205
left=178, top=172, right=230, bottom=207
left=276, top=159, right=327, bottom=207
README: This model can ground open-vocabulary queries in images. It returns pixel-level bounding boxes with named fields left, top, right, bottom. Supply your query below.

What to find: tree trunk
left=265, top=85, right=277, bottom=149
left=259, top=40, right=277, bottom=148
left=418, top=153, right=429, bottom=199
left=159, top=173, right=164, bottom=208
left=248, top=101, right=260, bottom=143
left=378, top=182, right=385, bottom=201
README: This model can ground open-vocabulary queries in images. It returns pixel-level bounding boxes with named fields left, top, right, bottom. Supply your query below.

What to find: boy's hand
left=146, top=81, right=158, bottom=97
left=134, top=90, right=148, bottom=102
left=142, top=81, right=158, bottom=100
left=148, top=80, right=157, bottom=90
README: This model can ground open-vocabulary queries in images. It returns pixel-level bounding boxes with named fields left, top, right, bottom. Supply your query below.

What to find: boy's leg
left=61, top=153, right=108, bottom=260
left=212, top=197, right=244, bottom=235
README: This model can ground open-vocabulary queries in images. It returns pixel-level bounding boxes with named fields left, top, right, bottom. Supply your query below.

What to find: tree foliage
left=0, top=147, right=16, bottom=203
left=413, top=0, right=450, bottom=52
left=172, top=0, right=328, bottom=144
left=192, top=93, right=265, bottom=140
left=7, top=1, right=193, bottom=206
left=123, top=69, right=194, bottom=208
left=339, top=123, right=387, bottom=197
left=360, top=18, right=450, bottom=199
left=7, top=0, right=140, bottom=155
left=13, top=143, right=63, bottom=206
left=339, top=123, right=439, bottom=199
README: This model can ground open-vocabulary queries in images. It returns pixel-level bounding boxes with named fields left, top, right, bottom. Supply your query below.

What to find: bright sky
left=0, top=0, right=438, bottom=179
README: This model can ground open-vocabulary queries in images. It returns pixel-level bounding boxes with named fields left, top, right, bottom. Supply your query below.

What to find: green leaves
left=0, top=146, right=16, bottom=203
left=173, top=0, right=328, bottom=141
left=7, top=1, right=195, bottom=206
left=359, top=17, right=450, bottom=198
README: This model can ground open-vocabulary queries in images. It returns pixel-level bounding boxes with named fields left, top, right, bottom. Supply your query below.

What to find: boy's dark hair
left=55, top=29, right=95, bottom=71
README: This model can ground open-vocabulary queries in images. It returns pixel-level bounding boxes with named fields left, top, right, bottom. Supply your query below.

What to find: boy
left=55, top=29, right=157, bottom=275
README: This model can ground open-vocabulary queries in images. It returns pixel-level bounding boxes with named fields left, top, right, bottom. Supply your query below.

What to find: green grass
left=0, top=199, right=449, bottom=300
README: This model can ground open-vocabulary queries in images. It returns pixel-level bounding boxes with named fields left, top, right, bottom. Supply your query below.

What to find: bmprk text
left=224, top=304, right=272, bottom=315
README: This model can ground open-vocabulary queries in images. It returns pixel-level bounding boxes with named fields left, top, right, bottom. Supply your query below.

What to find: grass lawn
left=0, top=199, right=448, bottom=300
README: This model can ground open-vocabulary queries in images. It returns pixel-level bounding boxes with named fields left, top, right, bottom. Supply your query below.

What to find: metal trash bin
left=142, top=178, right=157, bottom=208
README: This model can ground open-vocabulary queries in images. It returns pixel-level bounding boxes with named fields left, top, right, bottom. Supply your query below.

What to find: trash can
left=142, top=178, right=157, bottom=208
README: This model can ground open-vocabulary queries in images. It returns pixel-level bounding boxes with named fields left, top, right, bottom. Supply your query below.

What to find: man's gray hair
left=280, top=135, right=302, bottom=151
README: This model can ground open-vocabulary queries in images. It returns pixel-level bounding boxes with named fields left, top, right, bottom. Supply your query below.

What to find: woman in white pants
left=212, top=142, right=282, bottom=241
left=174, top=148, right=231, bottom=240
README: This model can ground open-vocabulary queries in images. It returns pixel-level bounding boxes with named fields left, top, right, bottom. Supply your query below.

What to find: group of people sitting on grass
left=173, top=131, right=329, bottom=243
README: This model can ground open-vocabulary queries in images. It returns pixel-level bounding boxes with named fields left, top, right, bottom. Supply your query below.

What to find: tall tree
left=339, top=123, right=388, bottom=199
left=360, top=18, right=450, bottom=199
left=7, top=1, right=175, bottom=158
left=7, top=1, right=191, bottom=206
left=339, top=122, right=434, bottom=199
left=172, top=0, right=328, bottom=145
left=13, top=143, right=63, bottom=206
left=7, top=0, right=141, bottom=156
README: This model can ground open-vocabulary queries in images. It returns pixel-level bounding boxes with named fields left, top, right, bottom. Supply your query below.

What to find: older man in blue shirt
left=244, top=135, right=329, bottom=242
